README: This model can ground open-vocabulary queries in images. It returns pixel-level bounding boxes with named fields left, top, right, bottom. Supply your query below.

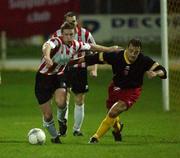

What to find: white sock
left=65, top=91, right=70, bottom=121
left=73, top=104, right=84, bottom=132
left=43, top=118, right=58, bottom=138
left=64, top=104, right=69, bottom=120
left=57, top=106, right=67, bottom=122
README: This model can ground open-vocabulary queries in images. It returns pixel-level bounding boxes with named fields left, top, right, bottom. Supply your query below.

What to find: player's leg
left=112, top=116, right=124, bottom=141
left=89, top=83, right=142, bottom=143
left=55, top=87, right=68, bottom=136
left=35, top=72, right=61, bottom=143
left=113, top=116, right=121, bottom=132
left=73, top=93, right=85, bottom=136
left=64, top=88, right=71, bottom=121
left=54, top=75, right=68, bottom=136
left=107, top=105, right=124, bottom=141
left=109, top=99, right=124, bottom=142
left=39, top=101, right=61, bottom=143
left=63, top=69, right=72, bottom=122
left=71, top=68, right=88, bottom=136
left=89, top=100, right=127, bottom=143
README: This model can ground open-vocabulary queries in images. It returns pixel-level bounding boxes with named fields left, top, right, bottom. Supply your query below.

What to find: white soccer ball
left=28, top=128, right=46, bottom=145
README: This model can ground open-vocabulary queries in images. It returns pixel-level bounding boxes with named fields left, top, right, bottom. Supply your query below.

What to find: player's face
left=62, top=29, right=75, bottom=45
left=126, top=44, right=141, bottom=63
left=66, top=16, right=78, bottom=27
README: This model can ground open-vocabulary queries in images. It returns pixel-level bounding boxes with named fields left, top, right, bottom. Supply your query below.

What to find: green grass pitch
left=0, top=69, right=179, bottom=158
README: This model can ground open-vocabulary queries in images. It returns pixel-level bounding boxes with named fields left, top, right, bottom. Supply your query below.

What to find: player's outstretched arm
left=90, top=44, right=122, bottom=52
left=69, top=52, right=105, bottom=67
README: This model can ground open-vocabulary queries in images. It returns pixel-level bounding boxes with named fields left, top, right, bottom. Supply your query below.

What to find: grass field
left=0, top=69, right=180, bottom=158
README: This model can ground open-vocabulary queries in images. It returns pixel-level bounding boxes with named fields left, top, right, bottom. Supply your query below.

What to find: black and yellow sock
left=113, top=116, right=121, bottom=132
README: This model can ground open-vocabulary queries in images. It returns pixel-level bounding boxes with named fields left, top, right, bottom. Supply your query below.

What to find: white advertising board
left=80, top=14, right=161, bottom=42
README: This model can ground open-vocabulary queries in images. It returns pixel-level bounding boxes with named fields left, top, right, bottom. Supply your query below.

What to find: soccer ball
left=28, top=128, right=46, bottom=145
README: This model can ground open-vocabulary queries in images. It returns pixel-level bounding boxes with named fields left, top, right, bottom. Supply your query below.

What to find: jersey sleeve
left=88, top=32, right=96, bottom=44
left=51, top=29, right=61, bottom=38
left=143, top=56, right=156, bottom=71
left=46, top=37, right=61, bottom=49
left=84, top=52, right=118, bottom=65
left=87, top=32, right=96, bottom=54
left=101, top=52, right=118, bottom=64
left=75, top=40, right=91, bottom=51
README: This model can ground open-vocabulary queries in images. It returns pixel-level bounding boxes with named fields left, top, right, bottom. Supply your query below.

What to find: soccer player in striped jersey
left=35, top=22, right=121, bottom=143
left=52, top=12, right=98, bottom=136
left=70, top=38, right=167, bottom=143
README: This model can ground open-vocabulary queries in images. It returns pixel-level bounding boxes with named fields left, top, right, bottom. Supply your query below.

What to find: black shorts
left=35, top=72, right=67, bottom=105
left=65, top=67, right=89, bottom=94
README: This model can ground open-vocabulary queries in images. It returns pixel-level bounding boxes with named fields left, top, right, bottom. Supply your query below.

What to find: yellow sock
left=93, top=115, right=116, bottom=139
left=113, top=116, right=121, bottom=132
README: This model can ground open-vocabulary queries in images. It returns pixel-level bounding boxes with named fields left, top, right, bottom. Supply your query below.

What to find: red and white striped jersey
left=38, top=36, right=91, bottom=75
left=52, top=27, right=96, bottom=68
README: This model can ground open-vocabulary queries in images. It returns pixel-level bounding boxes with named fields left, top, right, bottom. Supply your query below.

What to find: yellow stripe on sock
left=113, top=116, right=121, bottom=132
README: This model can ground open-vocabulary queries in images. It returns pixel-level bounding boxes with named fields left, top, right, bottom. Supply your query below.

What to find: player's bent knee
left=43, top=113, right=53, bottom=122
left=108, top=101, right=127, bottom=117
left=75, top=101, right=84, bottom=106
left=56, top=99, right=66, bottom=108
left=55, top=95, right=66, bottom=107
left=75, top=94, right=85, bottom=105
left=109, top=111, right=118, bottom=118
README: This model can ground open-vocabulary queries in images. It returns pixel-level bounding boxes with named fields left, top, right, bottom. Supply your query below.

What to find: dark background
left=80, top=0, right=160, bottom=14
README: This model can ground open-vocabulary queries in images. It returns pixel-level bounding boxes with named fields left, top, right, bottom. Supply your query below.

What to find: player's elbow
left=42, top=43, right=47, bottom=52
left=42, top=43, right=51, bottom=55
left=89, top=44, right=97, bottom=52
left=154, top=65, right=167, bottom=79
left=161, top=68, right=167, bottom=79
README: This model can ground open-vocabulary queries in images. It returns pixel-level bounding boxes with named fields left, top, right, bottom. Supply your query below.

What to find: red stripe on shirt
left=72, top=40, right=76, bottom=51
left=46, top=63, right=58, bottom=74
left=85, top=30, right=89, bottom=42
left=66, top=48, right=70, bottom=55
left=57, top=65, right=66, bottom=75
left=77, top=42, right=82, bottom=52
left=38, top=61, right=46, bottom=72
left=77, top=51, right=83, bottom=67
left=53, top=32, right=57, bottom=37
left=77, top=27, right=82, bottom=41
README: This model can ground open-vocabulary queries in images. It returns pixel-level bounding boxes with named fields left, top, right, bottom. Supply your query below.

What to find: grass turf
left=0, top=70, right=179, bottom=158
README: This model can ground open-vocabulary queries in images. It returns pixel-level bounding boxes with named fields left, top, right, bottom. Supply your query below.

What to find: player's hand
left=146, top=70, right=157, bottom=79
left=90, top=69, right=97, bottom=77
left=44, top=56, right=53, bottom=68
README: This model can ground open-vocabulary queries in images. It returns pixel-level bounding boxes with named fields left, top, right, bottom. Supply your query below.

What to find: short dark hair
left=64, top=11, right=78, bottom=21
left=60, top=22, right=75, bottom=33
left=128, top=38, right=142, bottom=49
